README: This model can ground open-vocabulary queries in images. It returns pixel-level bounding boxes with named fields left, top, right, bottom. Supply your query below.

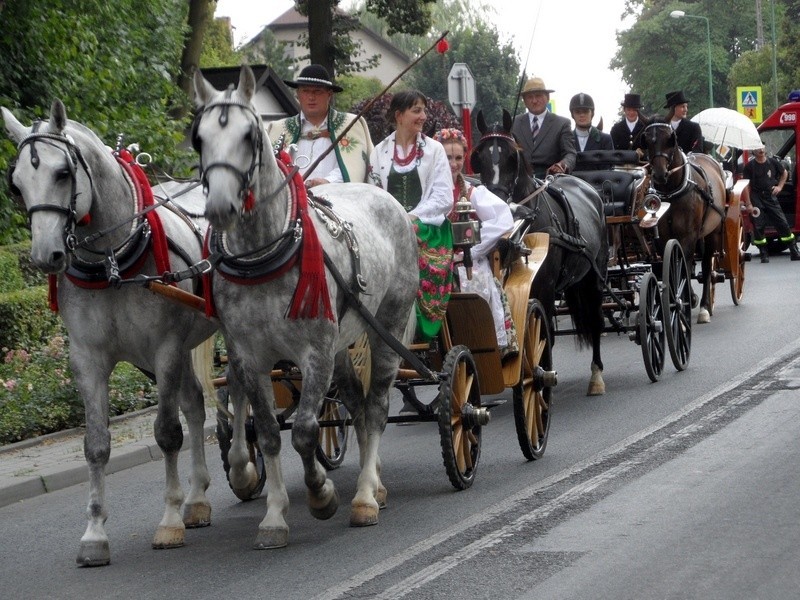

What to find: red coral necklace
left=393, top=142, right=418, bottom=167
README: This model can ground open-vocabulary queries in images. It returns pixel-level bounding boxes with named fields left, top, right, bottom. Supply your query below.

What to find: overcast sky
left=214, top=0, right=635, bottom=128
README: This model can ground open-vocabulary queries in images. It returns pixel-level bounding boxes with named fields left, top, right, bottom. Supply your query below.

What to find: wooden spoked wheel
left=637, top=271, right=666, bottom=383
left=729, top=225, right=745, bottom=305
left=661, top=239, right=692, bottom=372
left=215, top=375, right=267, bottom=501
left=438, top=345, right=483, bottom=490
left=513, top=299, right=554, bottom=461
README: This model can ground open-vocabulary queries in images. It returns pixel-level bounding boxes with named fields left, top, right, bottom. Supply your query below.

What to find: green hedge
left=0, top=286, right=61, bottom=350
left=0, top=248, right=24, bottom=293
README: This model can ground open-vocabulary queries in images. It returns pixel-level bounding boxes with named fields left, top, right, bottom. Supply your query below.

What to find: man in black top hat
left=267, top=64, right=373, bottom=186
left=610, top=93, right=648, bottom=154
left=662, top=90, right=704, bottom=154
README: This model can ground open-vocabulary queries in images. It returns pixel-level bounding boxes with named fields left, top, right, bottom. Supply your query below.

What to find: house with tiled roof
left=245, top=6, right=411, bottom=86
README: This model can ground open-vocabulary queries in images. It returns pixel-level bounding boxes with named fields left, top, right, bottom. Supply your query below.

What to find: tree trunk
left=174, top=0, right=215, bottom=118
left=308, top=0, right=335, bottom=76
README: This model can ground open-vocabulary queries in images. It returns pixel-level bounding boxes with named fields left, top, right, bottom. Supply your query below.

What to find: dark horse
left=642, top=122, right=726, bottom=323
left=471, top=110, right=609, bottom=395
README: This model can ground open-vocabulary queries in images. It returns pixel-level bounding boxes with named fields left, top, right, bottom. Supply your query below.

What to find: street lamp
left=670, top=10, right=713, bottom=108
left=770, top=0, right=779, bottom=108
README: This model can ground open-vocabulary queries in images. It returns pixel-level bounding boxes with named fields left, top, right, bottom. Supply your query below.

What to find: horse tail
left=191, top=336, right=217, bottom=407
left=563, top=268, right=605, bottom=351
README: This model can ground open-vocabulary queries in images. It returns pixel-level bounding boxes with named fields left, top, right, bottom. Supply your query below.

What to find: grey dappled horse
left=192, top=65, right=418, bottom=549
left=643, top=123, right=726, bottom=324
left=2, top=100, right=217, bottom=566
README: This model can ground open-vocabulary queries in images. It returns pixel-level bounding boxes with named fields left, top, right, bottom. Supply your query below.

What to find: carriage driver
left=510, top=77, right=576, bottom=178
left=267, top=64, right=374, bottom=187
left=570, top=93, right=614, bottom=152
left=609, top=93, right=648, bottom=155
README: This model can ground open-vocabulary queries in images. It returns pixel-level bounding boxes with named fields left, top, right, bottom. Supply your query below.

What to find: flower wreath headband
left=433, top=128, right=468, bottom=147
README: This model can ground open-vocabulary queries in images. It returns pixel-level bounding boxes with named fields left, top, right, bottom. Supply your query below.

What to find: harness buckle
left=293, top=218, right=303, bottom=241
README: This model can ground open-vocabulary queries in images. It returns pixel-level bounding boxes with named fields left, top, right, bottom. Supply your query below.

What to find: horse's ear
left=238, top=65, right=256, bottom=103
left=193, top=68, right=215, bottom=108
left=502, top=109, right=512, bottom=133
left=1, top=107, right=27, bottom=144
left=49, top=99, right=67, bottom=134
left=469, top=149, right=482, bottom=175
left=476, top=110, right=487, bottom=135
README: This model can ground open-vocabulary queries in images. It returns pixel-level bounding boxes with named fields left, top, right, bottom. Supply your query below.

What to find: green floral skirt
left=413, top=220, right=453, bottom=341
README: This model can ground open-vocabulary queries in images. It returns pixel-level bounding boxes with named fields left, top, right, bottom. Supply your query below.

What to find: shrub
left=0, top=286, right=61, bottom=350
left=0, top=336, right=158, bottom=445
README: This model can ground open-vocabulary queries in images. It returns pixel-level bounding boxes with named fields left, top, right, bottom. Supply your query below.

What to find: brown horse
left=643, top=123, right=726, bottom=323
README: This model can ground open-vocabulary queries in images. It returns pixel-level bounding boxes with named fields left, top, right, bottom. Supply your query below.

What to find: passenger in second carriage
left=570, top=93, right=614, bottom=152
left=609, top=92, right=648, bottom=155
left=661, top=90, right=705, bottom=154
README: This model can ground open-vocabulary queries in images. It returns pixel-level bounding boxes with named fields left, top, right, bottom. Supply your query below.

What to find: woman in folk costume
left=368, top=90, right=453, bottom=341
left=267, top=64, right=373, bottom=185
left=434, top=128, right=519, bottom=359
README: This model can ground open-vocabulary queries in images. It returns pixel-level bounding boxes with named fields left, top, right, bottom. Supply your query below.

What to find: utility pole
left=755, top=0, right=764, bottom=48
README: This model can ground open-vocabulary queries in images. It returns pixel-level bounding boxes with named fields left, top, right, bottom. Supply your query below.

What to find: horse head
left=471, top=109, right=532, bottom=201
left=2, top=100, right=99, bottom=272
left=193, top=65, right=271, bottom=231
left=643, top=122, right=681, bottom=188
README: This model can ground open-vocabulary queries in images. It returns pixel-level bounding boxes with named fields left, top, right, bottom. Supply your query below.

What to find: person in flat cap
left=610, top=92, right=649, bottom=153
left=569, top=92, right=613, bottom=152
left=267, top=64, right=373, bottom=186
left=510, top=76, right=576, bottom=178
left=661, top=89, right=704, bottom=154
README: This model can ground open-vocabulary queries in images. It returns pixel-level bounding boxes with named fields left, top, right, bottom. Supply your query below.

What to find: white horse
left=192, top=65, right=418, bottom=548
left=2, top=100, right=218, bottom=566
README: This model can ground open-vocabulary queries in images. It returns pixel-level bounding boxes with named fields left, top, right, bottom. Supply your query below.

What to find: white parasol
left=691, top=107, right=763, bottom=150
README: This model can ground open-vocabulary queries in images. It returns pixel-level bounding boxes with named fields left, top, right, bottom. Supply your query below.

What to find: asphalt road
left=2, top=249, right=800, bottom=599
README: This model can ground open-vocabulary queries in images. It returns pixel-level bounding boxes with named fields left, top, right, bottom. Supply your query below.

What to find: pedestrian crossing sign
left=736, top=86, right=763, bottom=123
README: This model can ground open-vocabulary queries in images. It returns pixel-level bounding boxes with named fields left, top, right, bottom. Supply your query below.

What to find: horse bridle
left=10, top=122, right=96, bottom=251
left=643, top=122, right=692, bottom=200
left=473, top=131, right=523, bottom=201
left=192, top=89, right=267, bottom=209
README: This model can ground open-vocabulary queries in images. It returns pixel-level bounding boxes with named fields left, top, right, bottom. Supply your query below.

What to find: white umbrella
left=691, top=107, right=763, bottom=150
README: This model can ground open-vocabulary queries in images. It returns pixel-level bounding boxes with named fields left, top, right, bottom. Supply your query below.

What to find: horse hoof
left=152, top=526, right=186, bottom=549
left=350, top=501, right=379, bottom=527
left=586, top=382, right=606, bottom=396
left=375, top=485, right=388, bottom=509
left=231, top=464, right=261, bottom=501
left=76, top=541, right=110, bottom=567
left=308, top=486, right=340, bottom=520
left=183, top=502, right=212, bottom=528
left=697, top=309, right=710, bottom=324
left=254, top=527, right=288, bottom=549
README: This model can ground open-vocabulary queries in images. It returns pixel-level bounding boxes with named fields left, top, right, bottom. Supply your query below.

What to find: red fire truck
left=755, top=90, right=800, bottom=249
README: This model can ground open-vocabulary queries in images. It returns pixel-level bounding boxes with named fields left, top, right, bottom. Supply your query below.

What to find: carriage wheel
left=513, top=299, right=554, bottom=461
left=661, top=239, right=692, bottom=371
left=315, top=395, right=349, bottom=470
left=315, top=334, right=369, bottom=470
left=729, top=226, right=745, bottom=305
left=215, top=378, right=267, bottom=501
left=437, top=345, right=484, bottom=490
left=637, top=271, right=666, bottom=382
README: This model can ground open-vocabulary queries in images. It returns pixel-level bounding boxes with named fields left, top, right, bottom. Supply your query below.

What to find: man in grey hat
left=267, top=64, right=373, bottom=186
left=510, top=77, right=576, bottom=178
left=610, top=93, right=648, bottom=153
left=662, top=90, right=704, bottom=154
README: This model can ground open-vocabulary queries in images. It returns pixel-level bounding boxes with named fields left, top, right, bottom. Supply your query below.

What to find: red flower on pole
left=436, top=38, right=450, bottom=54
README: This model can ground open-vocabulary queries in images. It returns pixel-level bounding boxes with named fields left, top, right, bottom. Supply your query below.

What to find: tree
left=199, top=10, right=241, bottom=68
left=612, top=0, right=757, bottom=114
left=776, top=0, right=800, bottom=102
left=238, top=30, right=294, bottom=80
left=176, top=0, right=217, bottom=115
left=0, top=0, right=194, bottom=242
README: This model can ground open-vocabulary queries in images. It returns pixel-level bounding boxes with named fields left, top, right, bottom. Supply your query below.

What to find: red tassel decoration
left=243, top=189, right=255, bottom=213
left=436, top=38, right=450, bottom=54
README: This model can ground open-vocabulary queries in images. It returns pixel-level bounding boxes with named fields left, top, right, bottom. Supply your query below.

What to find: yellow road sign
left=736, top=86, right=763, bottom=123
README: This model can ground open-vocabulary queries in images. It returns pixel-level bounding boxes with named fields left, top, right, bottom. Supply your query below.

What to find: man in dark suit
left=610, top=93, right=648, bottom=153
left=510, top=77, right=576, bottom=178
left=662, top=90, right=704, bottom=153
left=570, top=93, right=613, bottom=152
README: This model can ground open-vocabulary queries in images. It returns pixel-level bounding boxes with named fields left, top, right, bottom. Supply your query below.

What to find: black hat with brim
left=284, top=64, right=343, bottom=93
left=663, top=90, right=689, bottom=108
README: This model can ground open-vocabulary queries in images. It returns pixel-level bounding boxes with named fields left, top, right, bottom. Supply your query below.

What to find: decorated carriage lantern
left=451, top=195, right=481, bottom=279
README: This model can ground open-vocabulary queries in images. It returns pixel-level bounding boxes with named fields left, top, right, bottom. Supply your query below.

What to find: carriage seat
left=571, top=170, right=637, bottom=217
left=575, top=150, right=642, bottom=171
